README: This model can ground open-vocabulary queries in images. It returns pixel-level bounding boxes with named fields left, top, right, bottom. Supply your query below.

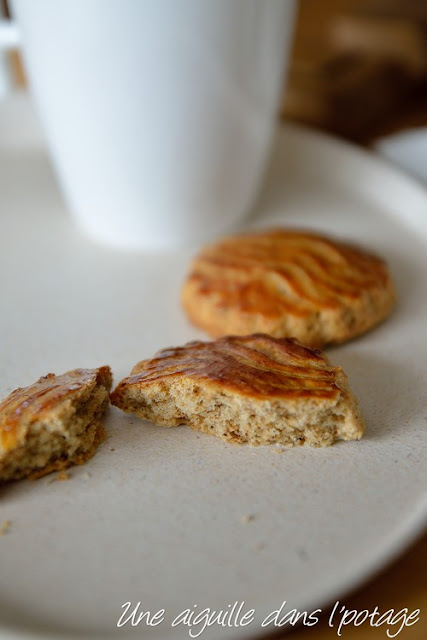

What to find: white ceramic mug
left=1, top=0, right=295, bottom=249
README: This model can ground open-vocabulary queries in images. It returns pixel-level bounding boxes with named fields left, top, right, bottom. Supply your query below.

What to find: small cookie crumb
left=274, top=444, right=293, bottom=453
left=241, top=514, right=255, bottom=524
left=0, top=520, right=11, bottom=535
left=45, top=470, right=70, bottom=484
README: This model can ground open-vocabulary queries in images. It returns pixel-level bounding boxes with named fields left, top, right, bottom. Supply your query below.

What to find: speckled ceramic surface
left=0, top=96, right=426, bottom=640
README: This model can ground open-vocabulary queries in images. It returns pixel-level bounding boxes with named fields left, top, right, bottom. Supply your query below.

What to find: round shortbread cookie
left=181, top=228, right=396, bottom=347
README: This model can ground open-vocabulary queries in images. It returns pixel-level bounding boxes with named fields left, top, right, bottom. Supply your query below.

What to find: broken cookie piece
left=111, top=335, right=364, bottom=447
left=0, top=366, right=112, bottom=482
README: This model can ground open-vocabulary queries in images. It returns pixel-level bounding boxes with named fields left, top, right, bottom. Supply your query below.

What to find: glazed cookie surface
left=181, top=228, right=395, bottom=347
left=111, top=334, right=364, bottom=447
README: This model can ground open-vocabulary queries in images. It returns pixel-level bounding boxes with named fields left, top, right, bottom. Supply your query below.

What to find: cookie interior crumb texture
left=111, top=335, right=365, bottom=448
left=0, top=366, right=112, bottom=482
left=181, top=228, right=396, bottom=347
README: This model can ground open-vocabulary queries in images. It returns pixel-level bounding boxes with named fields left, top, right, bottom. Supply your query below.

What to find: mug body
left=11, top=0, right=296, bottom=248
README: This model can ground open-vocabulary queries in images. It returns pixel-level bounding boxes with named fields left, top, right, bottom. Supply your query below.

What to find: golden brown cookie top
left=112, top=335, right=342, bottom=402
left=0, top=366, right=112, bottom=452
left=185, top=228, right=390, bottom=316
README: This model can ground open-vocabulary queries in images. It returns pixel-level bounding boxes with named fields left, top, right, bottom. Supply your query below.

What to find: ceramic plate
left=0, top=95, right=426, bottom=640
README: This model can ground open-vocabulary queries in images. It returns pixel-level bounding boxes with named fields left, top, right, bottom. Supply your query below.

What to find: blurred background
left=0, top=0, right=426, bottom=637
left=3, top=0, right=427, bottom=145
left=283, top=0, right=427, bottom=145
